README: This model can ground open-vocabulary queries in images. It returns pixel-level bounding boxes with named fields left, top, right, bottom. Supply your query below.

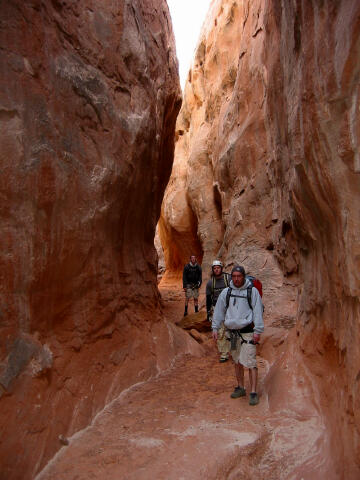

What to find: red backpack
left=247, top=275, right=263, bottom=298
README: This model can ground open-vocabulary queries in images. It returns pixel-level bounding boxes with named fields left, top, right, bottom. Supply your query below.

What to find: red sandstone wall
left=0, top=1, right=183, bottom=478
left=160, top=0, right=360, bottom=476
left=266, top=2, right=360, bottom=476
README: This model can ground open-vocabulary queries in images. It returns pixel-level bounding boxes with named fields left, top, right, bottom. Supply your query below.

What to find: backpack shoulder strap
left=247, top=286, right=253, bottom=310
left=224, top=273, right=229, bottom=288
left=225, top=287, right=232, bottom=310
left=211, top=276, right=216, bottom=296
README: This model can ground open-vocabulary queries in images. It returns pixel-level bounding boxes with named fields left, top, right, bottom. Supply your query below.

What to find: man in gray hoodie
left=212, top=265, right=264, bottom=405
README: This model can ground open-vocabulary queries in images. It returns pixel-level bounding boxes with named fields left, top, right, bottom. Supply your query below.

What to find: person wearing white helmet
left=206, top=260, right=231, bottom=362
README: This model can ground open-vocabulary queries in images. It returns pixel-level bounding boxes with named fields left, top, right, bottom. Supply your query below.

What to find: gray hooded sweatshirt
left=212, top=279, right=264, bottom=334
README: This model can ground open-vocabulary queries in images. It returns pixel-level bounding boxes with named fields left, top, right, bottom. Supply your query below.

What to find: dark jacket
left=206, top=273, right=230, bottom=312
left=183, top=262, right=202, bottom=288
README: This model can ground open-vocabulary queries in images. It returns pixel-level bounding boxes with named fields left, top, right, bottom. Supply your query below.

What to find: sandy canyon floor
left=35, top=279, right=329, bottom=480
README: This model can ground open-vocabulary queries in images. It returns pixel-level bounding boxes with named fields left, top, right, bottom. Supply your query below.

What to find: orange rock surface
left=159, top=0, right=360, bottom=477
left=32, top=280, right=340, bottom=480
left=0, top=1, right=182, bottom=478
left=0, top=0, right=359, bottom=478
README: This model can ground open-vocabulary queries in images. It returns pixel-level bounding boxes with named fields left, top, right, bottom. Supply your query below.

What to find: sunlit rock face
left=0, top=0, right=184, bottom=478
left=160, top=0, right=360, bottom=476
left=160, top=0, right=297, bottom=331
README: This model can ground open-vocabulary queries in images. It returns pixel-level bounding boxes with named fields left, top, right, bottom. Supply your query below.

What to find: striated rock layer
left=0, top=1, right=185, bottom=478
left=160, top=0, right=360, bottom=477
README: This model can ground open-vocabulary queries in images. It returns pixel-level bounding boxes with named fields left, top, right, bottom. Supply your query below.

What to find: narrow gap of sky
left=167, top=0, right=211, bottom=90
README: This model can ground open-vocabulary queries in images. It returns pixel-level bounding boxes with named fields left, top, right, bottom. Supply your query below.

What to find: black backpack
left=211, top=273, right=230, bottom=304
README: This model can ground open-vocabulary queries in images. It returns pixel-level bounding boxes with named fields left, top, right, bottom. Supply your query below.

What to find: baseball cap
left=231, top=265, right=245, bottom=275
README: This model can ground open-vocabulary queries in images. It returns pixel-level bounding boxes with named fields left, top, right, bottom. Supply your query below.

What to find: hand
left=253, top=333, right=261, bottom=344
left=212, top=330, right=218, bottom=342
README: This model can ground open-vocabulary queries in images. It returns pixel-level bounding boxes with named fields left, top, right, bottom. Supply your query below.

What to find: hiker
left=182, top=255, right=202, bottom=316
left=206, top=260, right=231, bottom=363
left=212, top=265, right=264, bottom=406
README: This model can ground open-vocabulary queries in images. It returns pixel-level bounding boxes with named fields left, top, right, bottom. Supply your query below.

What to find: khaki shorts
left=229, top=332, right=257, bottom=369
left=185, top=286, right=199, bottom=299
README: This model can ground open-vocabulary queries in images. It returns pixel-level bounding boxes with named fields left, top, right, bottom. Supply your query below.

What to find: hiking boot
left=219, top=357, right=228, bottom=363
left=249, top=392, right=259, bottom=406
left=195, top=305, right=198, bottom=313
left=230, top=386, right=246, bottom=398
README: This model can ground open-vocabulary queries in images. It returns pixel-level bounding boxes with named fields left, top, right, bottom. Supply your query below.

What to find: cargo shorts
left=185, top=286, right=199, bottom=299
left=229, top=332, right=257, bottom=369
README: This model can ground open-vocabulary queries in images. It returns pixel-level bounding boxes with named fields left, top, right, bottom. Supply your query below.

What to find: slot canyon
left=0, top=0, right=359, bottom=479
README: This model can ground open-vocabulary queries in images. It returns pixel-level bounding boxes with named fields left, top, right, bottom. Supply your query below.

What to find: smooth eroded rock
left=159, top=0, right=360, bottom=476
left=0, top=1, right=182, bottom=478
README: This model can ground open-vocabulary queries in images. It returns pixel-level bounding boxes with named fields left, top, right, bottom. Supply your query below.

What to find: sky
left=167, top=0, right=211, bottom=89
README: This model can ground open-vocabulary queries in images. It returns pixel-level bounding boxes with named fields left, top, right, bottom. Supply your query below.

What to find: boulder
left=176, top=310, right=211, bottom=333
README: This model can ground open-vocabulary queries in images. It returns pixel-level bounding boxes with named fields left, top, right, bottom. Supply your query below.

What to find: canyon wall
left=0, top=1, right=189, bottom=478
left=160, top=0, right=360, bottom=477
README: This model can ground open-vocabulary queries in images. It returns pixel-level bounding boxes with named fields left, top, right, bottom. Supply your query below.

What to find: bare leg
left=194, top=296, right=199, bottom=312
left=184, top=292, right=189, bottom=316
left=217, top=324, right=230, bottom=360
left=249, top=367, right=258, bottom=393
left=234, top=363, right=245, bottom=388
